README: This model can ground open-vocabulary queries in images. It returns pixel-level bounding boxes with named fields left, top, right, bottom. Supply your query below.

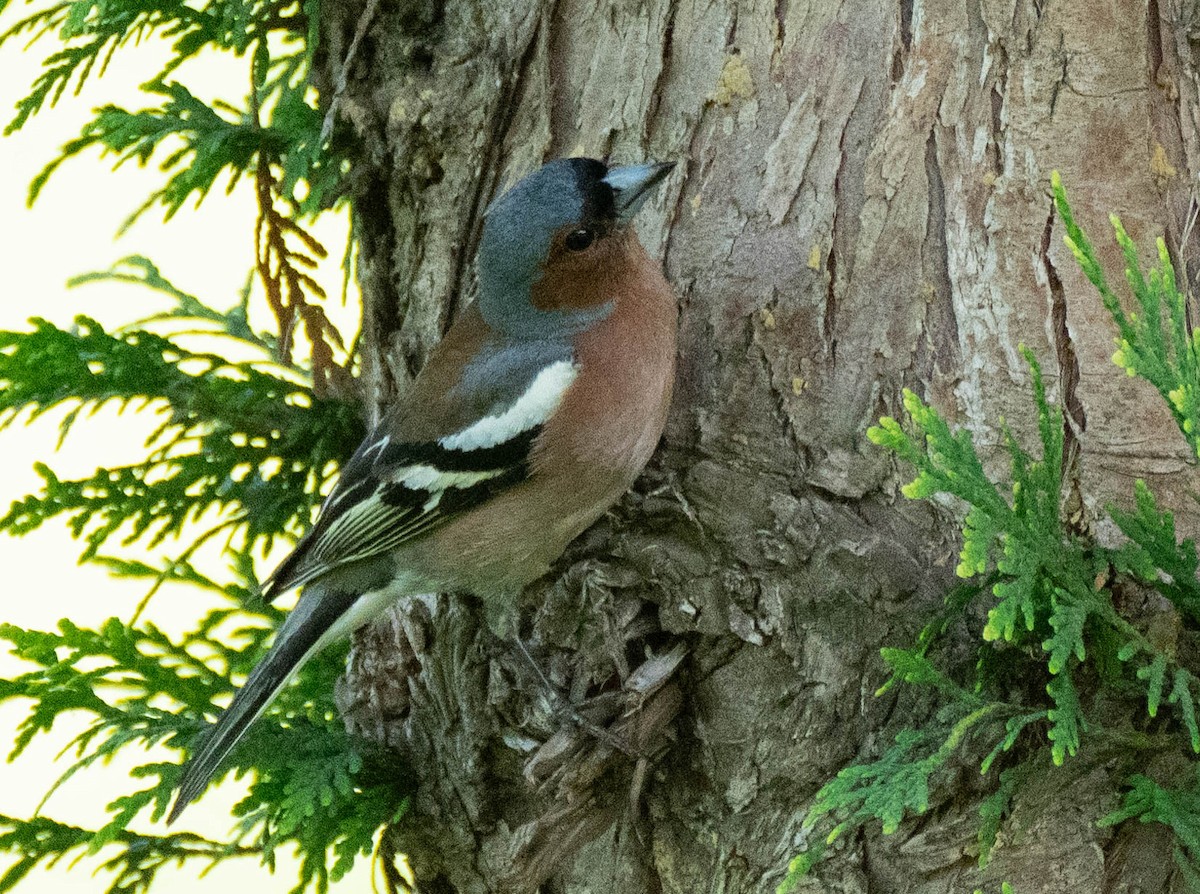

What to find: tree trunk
left=317, top=1, right=1200, bottom=891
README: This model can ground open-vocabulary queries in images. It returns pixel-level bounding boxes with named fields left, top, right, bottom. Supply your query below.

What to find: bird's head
left=478, top=157, right=674, bottom=339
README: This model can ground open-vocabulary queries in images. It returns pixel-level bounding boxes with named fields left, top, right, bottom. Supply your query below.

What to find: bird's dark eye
left=565, top=228, right=595, bottom=252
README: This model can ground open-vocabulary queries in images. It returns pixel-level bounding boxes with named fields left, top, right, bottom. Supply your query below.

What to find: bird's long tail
left=167, top=585, right=358, bottom=824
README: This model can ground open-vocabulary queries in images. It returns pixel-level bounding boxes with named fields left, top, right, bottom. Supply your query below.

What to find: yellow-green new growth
left=1053, top=170, right=1200, bottom=457
left=801, top=175, right=1200, bottom=891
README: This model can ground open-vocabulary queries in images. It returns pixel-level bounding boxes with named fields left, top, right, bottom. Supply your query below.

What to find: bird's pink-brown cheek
left=530, top=259, right=613, bottom=312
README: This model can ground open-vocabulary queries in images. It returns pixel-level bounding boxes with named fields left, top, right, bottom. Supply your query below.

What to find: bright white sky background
left=0, top=16, right=371, bottom=893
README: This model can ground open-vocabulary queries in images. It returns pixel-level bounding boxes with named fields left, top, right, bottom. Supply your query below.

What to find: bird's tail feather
left=167, top=585, right=358, bottom=824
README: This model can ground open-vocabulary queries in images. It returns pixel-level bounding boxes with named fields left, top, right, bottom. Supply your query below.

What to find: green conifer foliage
left=780, top=178, right=1200, bottom=892
left=0, top=2, right=408, bottom=890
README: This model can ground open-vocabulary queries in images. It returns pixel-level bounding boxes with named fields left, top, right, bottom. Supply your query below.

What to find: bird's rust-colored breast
left=404, top=229, right=677, bottom=597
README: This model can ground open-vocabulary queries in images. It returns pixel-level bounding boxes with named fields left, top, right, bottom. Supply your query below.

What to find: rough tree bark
left=315, top=1, right=1200, bottom=891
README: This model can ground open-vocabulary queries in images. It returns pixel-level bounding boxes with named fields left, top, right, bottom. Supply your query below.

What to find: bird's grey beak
left=604, top=161, right=675, bottom=222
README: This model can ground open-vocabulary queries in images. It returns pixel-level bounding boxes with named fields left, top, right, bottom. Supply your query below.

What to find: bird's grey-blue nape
left=477, top=159, right=613, bottom=340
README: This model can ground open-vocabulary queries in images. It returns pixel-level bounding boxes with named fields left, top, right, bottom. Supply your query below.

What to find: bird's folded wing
left=261, top=355, right=579, bottom=599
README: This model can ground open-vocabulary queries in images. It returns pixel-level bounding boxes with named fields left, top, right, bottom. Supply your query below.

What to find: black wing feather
left=261, top=427, right=540, bottom=601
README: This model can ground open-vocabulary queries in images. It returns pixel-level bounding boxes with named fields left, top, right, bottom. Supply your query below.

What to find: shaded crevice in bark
left=820, top=88, right=869, bottom=368
left=773, top=0, right=788, bottom=50
left=645, top=0, right=678, bottom=129
left=989, top=81, right=1005, bottom=175
left=1048, top=32, right=1069, bottom=117
left=657, top=155, right=692, bottom=287
left=353, top=163, right=400, bottom=423
left=1145, top=0, right=1197, bottom=300
left=1147, top=0, right=1165, bottom=81
left=988, top=30, right=1008, bottom=179
left=751, top=323, right=810, bottom=488
left=445, top=5, right=547, bottom=323
left=891, top=0, right=913, bottom=82
left=912, top=125, right=959, bottom=400
left=1161, top=6, right=1200, bottom=335
left=1039, top=198, right=1087, bottom=516
left=544, top=0, right=572, bottom=157
left=317, top=0, right=424, bottom=417
left=825, top=76, right=874, bottom=316
left=823, top=229, right=838, bottom=363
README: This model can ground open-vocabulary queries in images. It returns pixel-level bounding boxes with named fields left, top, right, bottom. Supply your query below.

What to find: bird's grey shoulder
left=451, top=336, right=577, bottom=416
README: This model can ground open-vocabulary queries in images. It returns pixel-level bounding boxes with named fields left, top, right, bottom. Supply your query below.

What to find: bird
left=167, top=156, right=678, bottom=823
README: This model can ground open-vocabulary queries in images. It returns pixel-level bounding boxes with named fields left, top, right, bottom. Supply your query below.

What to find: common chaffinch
left=168, top=157, right=678, bottom=821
